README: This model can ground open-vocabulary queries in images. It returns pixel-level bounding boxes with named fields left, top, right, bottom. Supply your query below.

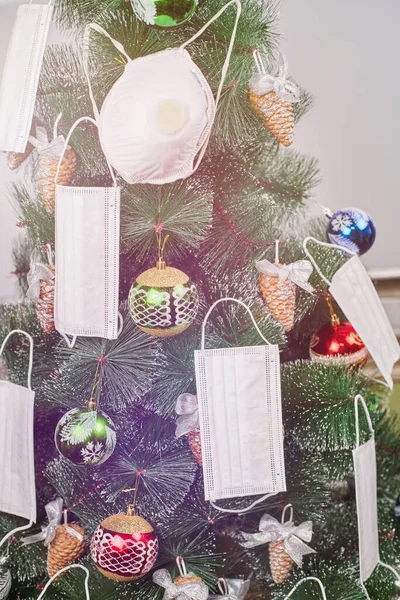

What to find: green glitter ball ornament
left=55, top=407, right=116, bottom=466
left=130, top=0, right=197, bottom=28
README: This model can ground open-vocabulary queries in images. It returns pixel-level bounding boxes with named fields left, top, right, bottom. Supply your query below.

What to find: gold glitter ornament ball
left=129, top=264, right=199, bottom=337
left=91, top=513, right=159, bottom=581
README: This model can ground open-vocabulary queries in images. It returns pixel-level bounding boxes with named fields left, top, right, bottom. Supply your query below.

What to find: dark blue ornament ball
left=326, top=207, right=376, bottom=255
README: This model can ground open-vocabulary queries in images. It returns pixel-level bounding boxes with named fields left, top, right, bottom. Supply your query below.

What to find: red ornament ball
left=91, top=513, right=158, bottom=581
left=309, top=321, right=368, bottom=367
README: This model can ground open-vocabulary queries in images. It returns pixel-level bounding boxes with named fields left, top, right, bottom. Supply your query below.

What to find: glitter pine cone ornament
left=249, top=52, right=300, bottom=147
left=30, top=116, right=77, bottom=213
left=309, top=298, right=368, bottom=368
left=241, top=505, right=315, bottom=585
left=326, top=207, right=376, bottom=255
left=47, top=522, right=86, bottom=578
left=91, top=496, right=159, bottom=582
left=153, top=557, right=208, bottom=600
left=256, top=246, right=314, bottom=332
left=130, top=0, right=197, bottom=28
left=20, top=499, right=86, bottom=580
left=7, top=140, right=34, bottom=170
left=175, top=393, right=202, bottom=467
left=129, top=235, right=199, bottom=337
left=27, top=246, right=55, bottom=334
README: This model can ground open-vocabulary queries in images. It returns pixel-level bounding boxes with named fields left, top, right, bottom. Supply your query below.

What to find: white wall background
left=0, top=0, right=399, bottom=302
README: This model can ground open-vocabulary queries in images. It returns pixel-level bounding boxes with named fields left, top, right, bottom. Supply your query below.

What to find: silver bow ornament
left=241, top=513, right=315, bottom=568
left=26, top=249, right=54, bottom=302
left=175, top=393, right=199, bottom=438
left=256, top=259, right=314, bottom=294
left=21, top=498, right=82, bottom=546
left=249, top=53, right=300, bottom=104
left=153, top=569, right=209, bottom=600
left=209, top=578, right=250, bottom=600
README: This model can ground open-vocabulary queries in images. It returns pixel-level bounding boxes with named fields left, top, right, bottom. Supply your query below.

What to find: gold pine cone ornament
left=26, top=247, right=55, bottom=334
left=47, top=523, right=86, bottom=578
left=256, top=253, right=314, bottom=332
left=175, top=393, right=203, bottom=467
left=7, top=141, right=34, bottom=170
left=30, top=116, right=77, bottom=213
left=249, top=51, right=300, bottom=147
left=241, top=505, right=315, bottom=585
left=153, top=557, right=208, bottom=600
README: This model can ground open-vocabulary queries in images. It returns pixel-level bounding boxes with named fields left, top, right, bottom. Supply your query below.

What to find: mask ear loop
left=181, top=0, right=242, bottom=175
left=353, top=395, right=400, bottom=594
left=202, top=297, right=278, bottom=514
left=282, top=577, right=327, bottom=600
left=36, top=564, right=90, bottom=600
left=354, top=394, right=374, bottom=449
left=54, top=116, right=117, bottom=187
left=0, top=329, right=34, bottom=391
left=302, top=236, right=357, bottom=287
left=83, top=23, right=131, bottom=122
left=201, top=296, right=272, bottom=351
left=0, top=329, right=35, bottom=547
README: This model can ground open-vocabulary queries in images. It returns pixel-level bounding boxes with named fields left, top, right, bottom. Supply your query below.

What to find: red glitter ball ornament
left=91, top=511, right=158, bottom=581
left=309, top=320, right=368, bottom=367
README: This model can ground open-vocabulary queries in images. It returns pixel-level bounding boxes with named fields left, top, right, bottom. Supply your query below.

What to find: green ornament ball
left=130, top=0, right=197, bottom=28
left=55, top=407, right=116, bottom=466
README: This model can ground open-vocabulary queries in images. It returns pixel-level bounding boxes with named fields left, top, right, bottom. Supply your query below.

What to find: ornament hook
left=156, top=231, right=170, bottom=270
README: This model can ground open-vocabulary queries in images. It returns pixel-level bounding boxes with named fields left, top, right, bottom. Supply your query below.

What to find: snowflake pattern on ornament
left=81, top=441, right=105, bottom=464
left=0, top=569, right=12, bottom=600
left=59, top=408, right=98, bottom=445
left=130, top=0, right=157, bottom=25
left=330, top=213, right=353, bottom=232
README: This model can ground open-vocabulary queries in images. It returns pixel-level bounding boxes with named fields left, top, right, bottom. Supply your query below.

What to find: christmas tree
left=0, top=0, right=399, bottom=599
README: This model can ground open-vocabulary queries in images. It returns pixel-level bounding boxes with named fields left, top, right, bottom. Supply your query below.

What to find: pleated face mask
left=0, top=330, right=36, bottom=524
left=303, top=237, right=400, bottom=389
left=83, top=0, right=241, bottom=185
left=0, top=0, right=53, bottom=153
left=54, top=117, right=121, bottom=349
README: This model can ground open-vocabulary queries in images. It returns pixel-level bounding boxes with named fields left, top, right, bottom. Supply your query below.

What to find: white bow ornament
left=255, top=259, right=314, bottom=293
left=153, top=569, right=209, bottom=600
left=175, top=393, right=199, bottom=438
left=249, top=53, right=300, bottom=104
left=21, top=498, right=83, bottom=547
left=26, top=248, right=54, bottom=302
left=241, top=511, right=315, bottom=568
left=209, top=578, right=250, bottom=600
left=28, top=114, right=67, bottom=159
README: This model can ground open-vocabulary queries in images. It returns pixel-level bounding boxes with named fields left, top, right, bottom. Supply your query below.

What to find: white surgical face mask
left=304, top=237, right=400, bottom=389
left=194, top=298, right=286, bottom=512
left=0, top=1, right=53, bottom=153
left=82, top=0, right=241, bottom=185
left=54, top=117, right=121, bottom=348
left=0, top=330, right=36, bottom=524
left=352, top=395, right=400, bottom=597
